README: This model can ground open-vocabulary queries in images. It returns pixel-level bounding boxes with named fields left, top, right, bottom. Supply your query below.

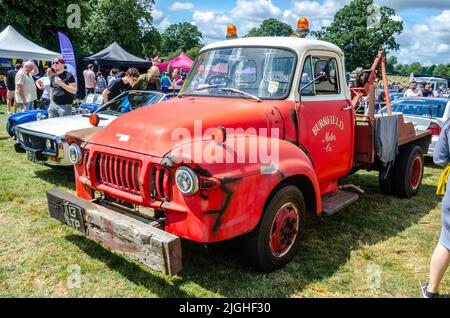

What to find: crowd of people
left=1, top=59, right=186, bottom=117
left=82, top=63, right=185, bottom=104
left=1, top=58, right=76, bottom=116
left=386, top=80, right=449, bottom=98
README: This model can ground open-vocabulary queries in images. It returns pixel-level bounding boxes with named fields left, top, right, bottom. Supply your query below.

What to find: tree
left=433, top=64, right=448, bottom=77
left=0, top=0, right=87, bottom=53
left=386, top=56, right=398, bottom=74
left=186, top=46, right=202, bottom=60
left=161, top=22, right=203, bottom=56
left=246, top=18, right=294, bottom=37
left=80, top=0, right=156, bottom=56
left=141, top=26, right=162, bottom=57
left=408, top=62, right=422, bottom=75
left=313, top=0, right=403, bottom=72
left=0, top=0, right=158, bottom=58
left=427, top=65, right=437, bottom=76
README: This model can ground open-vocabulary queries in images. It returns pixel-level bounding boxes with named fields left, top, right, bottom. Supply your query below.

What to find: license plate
left=26, top=151, right=45, bottom=165
left=64, top=203, right=86, bottom=233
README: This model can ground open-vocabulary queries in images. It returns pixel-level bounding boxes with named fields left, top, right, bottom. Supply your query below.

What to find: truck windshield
left=182, top=47, right=296, bottom=100
left=96, top=91, right=164, bottom=116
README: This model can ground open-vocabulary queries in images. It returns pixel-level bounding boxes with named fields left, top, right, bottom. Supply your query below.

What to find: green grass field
left=0, top=104, right=448, bottom=298
left=387, top=75, right=410, bottom=86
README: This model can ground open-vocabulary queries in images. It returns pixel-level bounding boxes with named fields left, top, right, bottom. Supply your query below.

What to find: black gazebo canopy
left=83, top=42, right=151, bottom=68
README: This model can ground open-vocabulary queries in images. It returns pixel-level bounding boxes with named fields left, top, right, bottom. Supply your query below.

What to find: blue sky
left=153, top=0, right=450, bottom=66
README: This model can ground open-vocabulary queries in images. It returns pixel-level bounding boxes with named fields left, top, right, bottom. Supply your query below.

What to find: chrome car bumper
left=427, top=135, right=438, bottom=156
left=14, top=127, right=72, bottom=166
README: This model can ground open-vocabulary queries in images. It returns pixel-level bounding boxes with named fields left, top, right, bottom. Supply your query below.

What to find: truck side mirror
left=314, top=60, right=330, bottom=82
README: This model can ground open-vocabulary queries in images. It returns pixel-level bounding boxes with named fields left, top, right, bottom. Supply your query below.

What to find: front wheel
left=244, top=185, right=306, bottom=272
left=394, top=145, right=424, bottom=198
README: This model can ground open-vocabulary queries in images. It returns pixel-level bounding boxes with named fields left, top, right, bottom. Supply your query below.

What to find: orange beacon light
left=295, top=17, right=310, bottom=38
left=226, top=24, right=238, bottom=40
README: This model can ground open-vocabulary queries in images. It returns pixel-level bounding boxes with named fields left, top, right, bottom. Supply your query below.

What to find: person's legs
left=6, top=96, right=11, bottom=113
left=28, top=101, right=34, bottom=111
left=47, top=102, right=61, bottom=118
left=60, top=104, right=73, bottom=116
left=85, top=88, right=94, bottom=97
left=6, top=90, right=14, bottom=113
left=427, top=243, right=450, bottom=293
left=17, top=103, right=26, bottom=112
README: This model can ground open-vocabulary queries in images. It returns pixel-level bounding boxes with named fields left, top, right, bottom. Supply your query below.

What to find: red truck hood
left=89, top=97, right=283, bottom=158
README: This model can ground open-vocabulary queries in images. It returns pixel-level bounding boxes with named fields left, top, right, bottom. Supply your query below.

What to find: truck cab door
left=296, top=52, right=354, bottom=191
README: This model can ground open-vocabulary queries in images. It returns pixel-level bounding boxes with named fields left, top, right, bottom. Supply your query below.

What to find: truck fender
left=267, top=139, right=322, bottom=214
left=161, top=136, right=322, bottom=241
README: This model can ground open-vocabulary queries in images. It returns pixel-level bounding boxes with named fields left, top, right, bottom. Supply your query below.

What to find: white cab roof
left=201, top=37, right=344, bottom=56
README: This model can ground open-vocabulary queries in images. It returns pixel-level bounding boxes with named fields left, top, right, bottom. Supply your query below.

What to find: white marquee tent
left=0, top=25, right=60, bottom=61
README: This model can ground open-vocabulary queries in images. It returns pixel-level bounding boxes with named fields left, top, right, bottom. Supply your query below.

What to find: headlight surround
left=17, top=131, right=23, bottom=142
left=45, top=139, right=52, bottom=150
left=68, top=144, right=82, bottom=165
left=175, top=166, right=199, bottom=195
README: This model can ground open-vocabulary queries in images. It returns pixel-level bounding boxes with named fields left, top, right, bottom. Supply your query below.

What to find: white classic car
left=14, top=90, right=173, bottom=166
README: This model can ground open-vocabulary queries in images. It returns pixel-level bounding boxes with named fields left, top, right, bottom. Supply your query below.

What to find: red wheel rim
left=411, top=156, right=422, bottom=190
left=269, top=202, right=299, bottom=258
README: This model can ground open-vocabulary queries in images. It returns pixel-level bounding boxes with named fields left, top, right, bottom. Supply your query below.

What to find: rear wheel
left=245, top=185, right=306, bottom=272
left=394, top=145, right=424, bottom=198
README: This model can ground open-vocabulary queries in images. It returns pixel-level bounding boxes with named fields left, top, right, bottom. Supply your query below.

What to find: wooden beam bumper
left=46, top=188, right=182, bottom=276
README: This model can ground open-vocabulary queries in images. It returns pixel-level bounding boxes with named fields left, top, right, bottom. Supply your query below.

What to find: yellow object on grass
left=436, top=162, right=450, bottom=195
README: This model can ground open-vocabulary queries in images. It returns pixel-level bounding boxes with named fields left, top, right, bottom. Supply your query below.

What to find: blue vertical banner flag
left=57, top=32, right=78, bottom=83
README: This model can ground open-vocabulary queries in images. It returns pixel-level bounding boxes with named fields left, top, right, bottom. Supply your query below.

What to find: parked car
left=376, top=90, right=404, bottom=110
left=6, top=93, right=104, bottom=137
left=14, top=90, right=172, bottom=167
left=380, top=97, right=450, bottom=155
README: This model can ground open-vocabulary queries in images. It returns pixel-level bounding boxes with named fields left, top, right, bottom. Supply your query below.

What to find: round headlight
left=45, top=139, right=52, bottom=150
left=175, top=166, right=199, bottom=195
left=68, top=144, right=82, bottom=165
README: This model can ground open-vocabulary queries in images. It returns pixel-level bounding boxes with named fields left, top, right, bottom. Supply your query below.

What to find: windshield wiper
left=219, top=87, right=262, bottom=102
left=178, top=85, right=218, bottom=98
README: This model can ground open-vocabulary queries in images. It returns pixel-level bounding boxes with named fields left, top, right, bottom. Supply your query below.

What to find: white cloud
left=192, top=10, right=232, bottom=41
left=189, top=0, right=449, bottom=65
left=393, top=10, right=450, bottom=65
left=153, top=8, right=172, bottom=31
left=233, top=0, right=282, bottom=21
left=376, top=0, right=449, bottom=10
left=169, top=2, right=194, bottom=11
left=281, top=0, right=346, bottom=31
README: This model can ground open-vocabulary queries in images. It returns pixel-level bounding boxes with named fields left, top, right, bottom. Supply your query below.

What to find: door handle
left=342, top=105, right=353, bottom=111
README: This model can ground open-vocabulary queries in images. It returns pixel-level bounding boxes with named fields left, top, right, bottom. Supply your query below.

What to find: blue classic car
left=6, top=94, right=104, bottom=137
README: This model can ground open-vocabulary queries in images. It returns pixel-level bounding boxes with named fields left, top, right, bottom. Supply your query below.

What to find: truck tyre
left=394, top=145, right=424, bottom=198
left=245, top=185, right=306, bottom=272
left=379, top=164, right=395, bottom=195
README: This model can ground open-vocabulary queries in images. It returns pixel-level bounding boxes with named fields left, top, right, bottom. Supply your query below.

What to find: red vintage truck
left=47, top=19, right=431, bottom=275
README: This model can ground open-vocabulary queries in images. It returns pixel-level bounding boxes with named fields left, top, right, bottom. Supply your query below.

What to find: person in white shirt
left=36, top=66, right=54, bottom=109
left=404, top=81, right=423, bottom=97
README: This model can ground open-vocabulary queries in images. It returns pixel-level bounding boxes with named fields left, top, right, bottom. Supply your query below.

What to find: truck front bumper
left=46, top=188, right=182, bottom=275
